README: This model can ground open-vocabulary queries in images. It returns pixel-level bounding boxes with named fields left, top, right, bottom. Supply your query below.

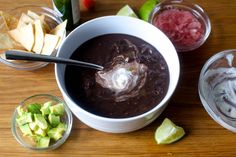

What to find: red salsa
left=153, top=8, right=204, bottom=51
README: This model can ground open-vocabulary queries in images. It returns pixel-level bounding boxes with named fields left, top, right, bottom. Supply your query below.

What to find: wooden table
left=1, top=0, right=236, bottom=156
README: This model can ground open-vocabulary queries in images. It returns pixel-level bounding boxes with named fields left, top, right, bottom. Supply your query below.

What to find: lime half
left=139, top=0, right=159, bottom=21
left=155, top=118, right=185, bottom=144
left=117, top=5, right=138, bottom=18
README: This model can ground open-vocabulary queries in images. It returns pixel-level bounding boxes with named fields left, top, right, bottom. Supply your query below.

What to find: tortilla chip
left=27, top=10, right=40, bottom=20
left=33, top=19, right=44, bottom=54
left=17, top=13, right=34, bottom=28
left=41, top=34, right=59, bottom=55
left=50, top=20, right=67, bottom=48
left=50, top=20, right=67, bottom=37
left=0, top=33, right=14, bottom=49
left=39, top=14, right=50, bottom=32
left=0, top=14, right=9, bottom=32
left=8, top=23, right=35, bottom=51
left=0, top=12, right=18, bottom=29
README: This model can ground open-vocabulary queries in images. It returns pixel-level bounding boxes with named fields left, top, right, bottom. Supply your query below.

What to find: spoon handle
left=5, top=50, right=104, bottom=70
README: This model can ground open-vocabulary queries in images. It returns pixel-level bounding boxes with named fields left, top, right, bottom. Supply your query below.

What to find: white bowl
left=55, top=16, right=180, bottom=133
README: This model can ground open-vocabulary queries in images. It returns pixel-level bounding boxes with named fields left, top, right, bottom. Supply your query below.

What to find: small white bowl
left=55, top=16, right=180, bottom=133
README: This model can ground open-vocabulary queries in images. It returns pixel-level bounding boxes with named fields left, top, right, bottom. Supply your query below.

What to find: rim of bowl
left=0, top=5, right=63, bottom=70
left=6, top=5, right=63, bottom=23
left=11, top=94, right=73, bottom=150
left=198, top=49, right=236, bottom=132
left=149, top=0, right=211, bottom=52
left=55, top=15, right=180, bottom=122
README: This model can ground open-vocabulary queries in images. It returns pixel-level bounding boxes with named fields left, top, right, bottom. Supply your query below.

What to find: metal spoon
left=5, top=50, right=104, bottom=71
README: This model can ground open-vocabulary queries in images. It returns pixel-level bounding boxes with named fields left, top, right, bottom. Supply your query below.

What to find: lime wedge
left=155, top=118, right=185, bottom=144
left=139, top=0, right=159, bottom=21
left=117, top=5, right=138, bottom=18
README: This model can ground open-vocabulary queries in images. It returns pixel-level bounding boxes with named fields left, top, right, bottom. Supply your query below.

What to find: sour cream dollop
left=96, top=55, right=147, bottom=102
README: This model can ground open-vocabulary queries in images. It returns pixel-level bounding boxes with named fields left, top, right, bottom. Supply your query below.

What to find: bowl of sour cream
left=199, top=49, right=236, bottom=132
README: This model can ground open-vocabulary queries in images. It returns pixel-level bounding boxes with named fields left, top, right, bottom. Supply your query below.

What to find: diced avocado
left=34, top=114, right=48, bottom=130
left=19, top=124, right=32, bottom=136
left=47, top=128, right=63, bottom=141
left=29, top=122, right=39, bottom=131
left=27, top=103, right=41, bottom=114
left=40, top=101, right=53, bottom=115
left=16, top=100, right=68, bottom=148
left=32, top=135, right=41, bottom=142
left=57, top=123, right=67, bottom=134
left=16, top=106, right=25, bottom=116
left=48, top=114, right=60, bottom=127
left=34, top=127, right=46, bottom=137
left=49, top=103, right=64, bottom=116
left=16, top=112, right=33, bottom=126
left=37, top=136, right=50, bottom=148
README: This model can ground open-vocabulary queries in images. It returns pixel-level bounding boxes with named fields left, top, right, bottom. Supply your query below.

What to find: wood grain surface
left=1, top=0, right=236, bottom=156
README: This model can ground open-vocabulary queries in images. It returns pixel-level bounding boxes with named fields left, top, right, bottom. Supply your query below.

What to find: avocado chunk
left=37, top=136, right=50, bottom=148
left=40, top=101, right=52, bottom=115
left=57, top=123, right=67, bottom=134
left=19, top=124, right=33, bottom=136
left=48, top=114, right=60, bottom=127
left=34, top=127, right=46, bottom=137
left=49, top=103, right=64, bottom=116
left=27, top=103, right=41, bottom=114
left=29, top=122, right=39, bottom=131
left=16, top=106, right=25, bottom=116
left=16, top=112, right=33, bottom=126
left=47, top=128, right=63, bottom=141
left=32, top=135, right=41, bottom=143
left=34, top=114, right=48, bottom=130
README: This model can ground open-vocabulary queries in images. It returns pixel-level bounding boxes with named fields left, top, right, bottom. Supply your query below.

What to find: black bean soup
left=65, top=34, right=169, bottom=118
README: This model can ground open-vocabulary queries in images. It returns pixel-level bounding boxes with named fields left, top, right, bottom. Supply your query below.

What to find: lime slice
left=155, top=118, right=185, bottom=144
left=139, top=0, right=159, bottom=21
left=117, top=5, right=138, bottom=18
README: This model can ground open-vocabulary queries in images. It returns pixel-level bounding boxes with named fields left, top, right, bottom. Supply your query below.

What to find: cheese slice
left=41, top=34, right=59, bottom=55
left=8, top=23, right=35, bottom=51
left=32, top=19, right=44, bottom=54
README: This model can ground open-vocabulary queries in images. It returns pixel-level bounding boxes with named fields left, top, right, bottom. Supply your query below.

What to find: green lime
left=139, top=0, right=159, bottom=21
left=117, top=5, right=138, bottom=18
left=155, top=118, right=185, bottom=144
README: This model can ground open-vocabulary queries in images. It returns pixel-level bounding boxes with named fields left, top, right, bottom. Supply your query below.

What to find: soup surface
left=65, top=34, right=169, bottom=118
